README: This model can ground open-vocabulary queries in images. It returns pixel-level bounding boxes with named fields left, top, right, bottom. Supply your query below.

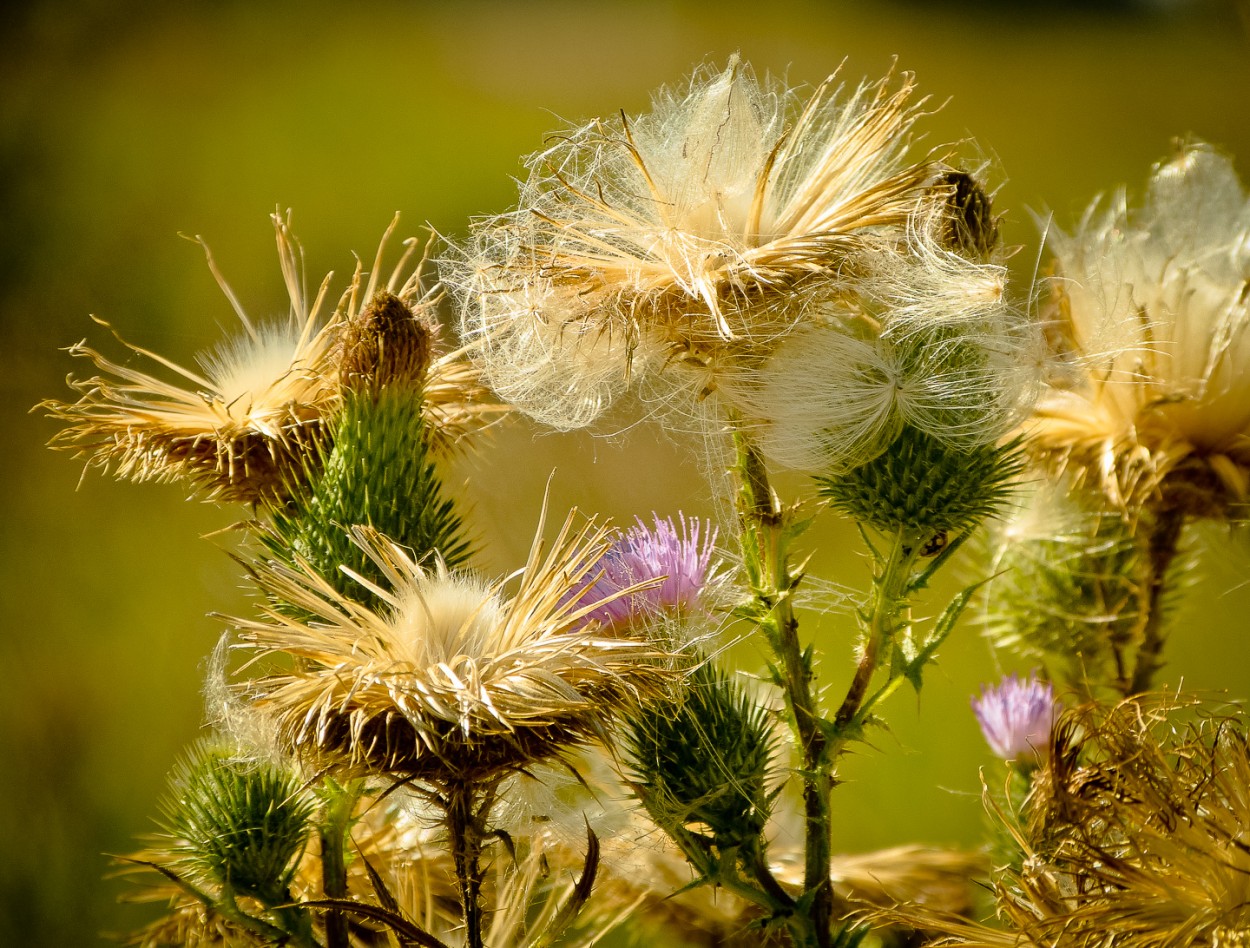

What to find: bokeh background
left=4, top=1, right=1250, bottom=943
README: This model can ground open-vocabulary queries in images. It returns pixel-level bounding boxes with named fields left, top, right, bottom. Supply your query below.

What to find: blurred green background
left=4, top=0, right=1250, bottom=943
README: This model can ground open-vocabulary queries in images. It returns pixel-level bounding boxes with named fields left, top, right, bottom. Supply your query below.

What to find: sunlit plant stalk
left=316, top=780, right=360, bottom=948
left=731, top=426, right=834, bottom=947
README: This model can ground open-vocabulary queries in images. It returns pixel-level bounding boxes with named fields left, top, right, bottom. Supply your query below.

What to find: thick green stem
left=732, top=431, right=832, bottom=948
left=319, top=782, right=359, bottom=948
left=1128, top=505, right=1187, bottom=694
left=217, top=887, right=320, bottom=948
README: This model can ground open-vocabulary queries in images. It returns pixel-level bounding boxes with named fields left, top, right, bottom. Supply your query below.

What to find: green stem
left=319, top=781, right=359, bottom=948
left=732, top=430, right=831, bottom=948
left=668, top=829, right=797, bottom=930
left=219, top=887, right=321, bottom=948
left=833, top=527, right=921, bottom=738
left=713, top=845, right=796, bottom=917
left=1128, top=505, right=1187, bottom=694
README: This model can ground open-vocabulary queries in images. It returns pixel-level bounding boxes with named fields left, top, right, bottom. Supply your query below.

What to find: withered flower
left=1030, top=142, right=1250, bottom=516
left=231, top=511, right=674, bottom=784
left=43, top=210, right=340, bottom=503
left=446, top=56, right=961, bottom=430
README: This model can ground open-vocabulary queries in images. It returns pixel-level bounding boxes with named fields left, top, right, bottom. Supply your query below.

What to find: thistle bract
left=818, top=424, right=1022, bottom=536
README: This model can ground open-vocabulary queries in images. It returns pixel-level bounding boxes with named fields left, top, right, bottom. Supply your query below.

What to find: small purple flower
left=972, top=673, right=1056, bottom=762
left=573, top=514, right=717, bottom=630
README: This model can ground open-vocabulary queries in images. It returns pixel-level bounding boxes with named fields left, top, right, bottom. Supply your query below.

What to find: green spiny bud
left=267, top=385, right=471, bottom=605
left=818, top=425, right=1021, bottom=536
left=982, top=484, right=1194, bottom=697
left=627, top=660, right=776, bottom=852
left=158, top=741, right=313, bottom=905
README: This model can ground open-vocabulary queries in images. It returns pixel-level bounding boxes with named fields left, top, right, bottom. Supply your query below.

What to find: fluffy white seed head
left=734, top=231, right=1036, bottom=473
left=445, top=56, right=954, bottom=430
left=1031, top=141, right=1250, bottom=509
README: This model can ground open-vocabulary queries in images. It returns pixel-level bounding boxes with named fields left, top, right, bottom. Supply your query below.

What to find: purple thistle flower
left=573, top=514, right=717, bottom=631
left=972, top=673, right=1056, bottom=762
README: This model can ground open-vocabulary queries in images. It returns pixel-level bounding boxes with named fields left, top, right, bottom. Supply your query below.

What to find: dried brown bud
left=338, top=291, right=433, bottom=393
left=932, top=170, right=999, bottom=259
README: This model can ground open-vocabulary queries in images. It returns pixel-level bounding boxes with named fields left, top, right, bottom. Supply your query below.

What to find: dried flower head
left=567, top=513, right=718, bottom=631
left=41, top=214, right=504, bottom=505
left=1029, top=141, right=1250, bottom=514
left=231, top=512, right=674, bottom=783
left=42, top=210, right=341, bottom=503
left=1010, top=697, right=1250, bottom=947
left=446, top=56, right=963, bottom=430
left=972, top=673, right=1056, bottom=763
left=888, top=697, right=1250, bottom=947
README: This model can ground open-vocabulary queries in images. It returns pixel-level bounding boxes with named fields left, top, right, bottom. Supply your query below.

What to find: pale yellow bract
left=44, top=210, right=340, bottom=502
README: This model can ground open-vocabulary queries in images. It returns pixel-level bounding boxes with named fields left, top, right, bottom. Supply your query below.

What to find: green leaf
left=903, top=580, right=984, bottom=694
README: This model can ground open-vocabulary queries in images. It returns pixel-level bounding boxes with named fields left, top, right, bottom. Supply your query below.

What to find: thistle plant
left=39, top=55, right=1250, bottom=948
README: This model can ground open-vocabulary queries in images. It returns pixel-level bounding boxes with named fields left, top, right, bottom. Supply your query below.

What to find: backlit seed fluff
left=42, top=210, right=341, bottom=503
left=1029, top=141, right=1250, bottom=513
left=445, top=56, right=957, bottom=429
left=734, top=228, right=1036, bottom=472
left=230, top=512, right=675, bottom=783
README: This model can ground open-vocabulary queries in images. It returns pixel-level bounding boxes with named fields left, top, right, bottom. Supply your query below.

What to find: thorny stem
left=743, top=842, right=799, bottom=917
left=669, top=825, right=797, bottom=930
left=710, top=841, right=798, bottom=918
left=732, top=430, right=832, bottom=948
left=833, top=527, right=921, bottom=735
left=446, top=781, right=490, bottom=948
left=1128, top=505, right=1187, bottom=695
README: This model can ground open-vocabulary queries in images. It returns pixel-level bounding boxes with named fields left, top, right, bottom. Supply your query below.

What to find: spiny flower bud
left=818, top=425, right=1021, bottom=536
left=627, top=660, right=776, bottom=852
left=157, top=741, right=313, bottom=904
left=983, top=483, right=1148, bottom=696
left=337, top=290, right=433, bottom=394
